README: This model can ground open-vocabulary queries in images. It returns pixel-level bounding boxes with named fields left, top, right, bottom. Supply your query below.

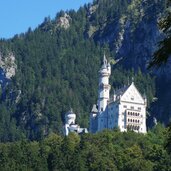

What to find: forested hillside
left=0, top=0, right=169, bottom=141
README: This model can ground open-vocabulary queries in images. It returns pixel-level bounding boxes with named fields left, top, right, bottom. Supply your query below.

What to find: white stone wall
left=99, top=75, right=109, bottom=85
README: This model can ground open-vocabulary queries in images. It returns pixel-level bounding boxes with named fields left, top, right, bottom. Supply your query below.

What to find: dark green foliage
left=0, top=126, right=170, bottom=171
left=149, top=0, right=171, bottom=67
left=166, top=123, right=171, bottom=156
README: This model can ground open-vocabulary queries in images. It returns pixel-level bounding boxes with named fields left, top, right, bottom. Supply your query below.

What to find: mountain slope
left=0, top=0, right=168, bottom=141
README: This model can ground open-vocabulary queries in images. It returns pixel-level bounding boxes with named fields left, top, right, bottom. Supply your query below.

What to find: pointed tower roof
left=91, top=104, right=98, bottom=113
left=101, top=53, right=107, bottom=69
left=103, top=53, right=107, bottom=65
left=119, top=82, right=146, bottom=104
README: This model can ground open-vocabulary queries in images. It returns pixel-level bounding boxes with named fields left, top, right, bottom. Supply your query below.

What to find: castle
left=90, top=54, right=147, bottom=133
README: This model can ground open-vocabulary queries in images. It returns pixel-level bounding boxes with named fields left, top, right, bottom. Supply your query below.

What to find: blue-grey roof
left=114, top=85, right=129, bottom=96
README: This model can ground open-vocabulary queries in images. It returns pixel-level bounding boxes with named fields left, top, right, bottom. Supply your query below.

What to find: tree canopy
left=0, top=125, right=170, bottom=171
left=149, top=0, right=171, bottom=67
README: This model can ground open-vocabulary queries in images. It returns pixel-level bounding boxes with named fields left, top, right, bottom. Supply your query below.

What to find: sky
left=0, top=0, right=93, bottom=39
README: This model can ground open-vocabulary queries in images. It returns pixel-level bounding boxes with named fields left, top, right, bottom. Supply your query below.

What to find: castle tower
left=98, top=54, right=111, bottom=112
left=97, top=54, right=111, bottom=131
left=64, top=108, right=88, bottom=136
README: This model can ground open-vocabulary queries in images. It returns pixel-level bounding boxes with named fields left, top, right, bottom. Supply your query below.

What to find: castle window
left=131, top=97, right=134, bottom=100
left=101, top=108, right=103, bottom=111
left=131, top=106, right=134, bottom=109
left=138, top=107, right=141, bottom=110
left=123, top=105, right=127, bottom=108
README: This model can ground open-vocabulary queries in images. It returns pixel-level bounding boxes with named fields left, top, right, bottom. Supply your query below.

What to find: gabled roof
left=115, top=85, right=129, bottom=97
left=120, top=82, right=145, bottom=104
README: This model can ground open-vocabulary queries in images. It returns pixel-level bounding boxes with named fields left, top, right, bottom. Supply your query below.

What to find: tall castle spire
left=97, top=53, right=111, bottom=131
left=103, top=53, right=107, bottom=66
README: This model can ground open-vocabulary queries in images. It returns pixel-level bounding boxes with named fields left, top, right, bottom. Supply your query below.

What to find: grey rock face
left=0, top=52, right=17, bottom=79
left=56, top=13, right=71, bottom=29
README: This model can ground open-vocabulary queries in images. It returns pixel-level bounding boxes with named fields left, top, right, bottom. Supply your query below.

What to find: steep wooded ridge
left=0, top=0, right=168, bottom=141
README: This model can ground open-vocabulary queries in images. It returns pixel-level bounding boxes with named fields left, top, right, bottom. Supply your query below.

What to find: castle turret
left=97, top=54, right=111, bottom=113
left=64, top=109, right=76, bottom=136
left=65, top=108, right=76, bottom=125
left=97, top=54, right=111, bottom=131
left=64, top=109, right=88, bottom=136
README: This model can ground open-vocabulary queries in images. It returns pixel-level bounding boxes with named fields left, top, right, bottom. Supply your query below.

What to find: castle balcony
left=125, top=109, right=143, bottom=127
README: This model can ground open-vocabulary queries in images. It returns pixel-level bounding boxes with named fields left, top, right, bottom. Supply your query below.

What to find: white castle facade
left=90, top=54, right=147, bottom=133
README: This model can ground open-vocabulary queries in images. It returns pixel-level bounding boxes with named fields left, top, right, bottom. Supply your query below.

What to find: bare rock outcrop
left=0, top=52, right=17, bottom=79
left=56, top=13, right=71, bottom=29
